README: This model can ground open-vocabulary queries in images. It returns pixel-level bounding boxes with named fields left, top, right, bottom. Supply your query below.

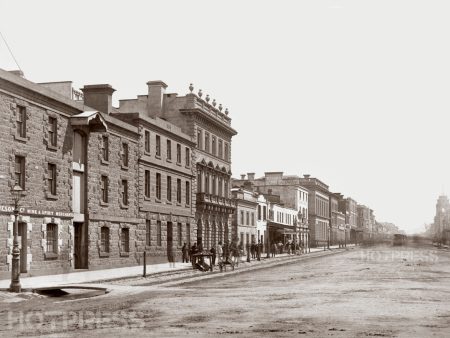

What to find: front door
left=74, top=222, right=87, bottom=269
left=18, top=222, right=27, bottom=273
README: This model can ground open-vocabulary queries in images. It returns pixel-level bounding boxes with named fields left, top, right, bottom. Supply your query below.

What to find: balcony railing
left=196, top=192, right=235, bottom=207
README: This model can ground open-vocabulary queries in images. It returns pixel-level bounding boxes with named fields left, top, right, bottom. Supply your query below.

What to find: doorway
left=74, top=222, right=87, bottom=269
left=18, top=222, right=27, bottom=273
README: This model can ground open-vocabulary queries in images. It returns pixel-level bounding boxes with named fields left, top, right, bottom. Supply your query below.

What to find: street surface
left=1, top=243, right=450, bottom=337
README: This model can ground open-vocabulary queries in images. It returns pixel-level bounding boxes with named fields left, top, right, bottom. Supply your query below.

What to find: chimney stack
left=147, top=80, right=167, bottom=117
left=81, top=84, right=115, bottom=115
left=303, top=174, right=311, bottom=179
left=247, top=173, right=255, bottom=181
left=240, top=174, right=246, bottom=180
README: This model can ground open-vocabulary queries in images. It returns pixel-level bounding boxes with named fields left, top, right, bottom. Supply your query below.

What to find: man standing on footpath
left=182, top=243, right=189, bottom=263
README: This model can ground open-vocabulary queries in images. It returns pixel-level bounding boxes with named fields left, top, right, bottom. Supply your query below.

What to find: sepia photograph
left=0, top=0, right=450, bottom=337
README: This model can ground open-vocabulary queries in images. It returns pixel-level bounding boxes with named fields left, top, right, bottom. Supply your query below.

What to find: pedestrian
left=230, top=239, right=239, bottom=267
left=271, top=242, right=277, bottom=257
left=251, top=242, right=256, bottom=259
left=210, top=245, right=216, bottom=266
left=182, top=242, right=189, bottom=263
left=291, top=241, right=295, bottom=255
left=217, top=241, right=224, bottom=266
left=257, top=240, right=261, bottom=261
left=190, top=242, right=198, bottom=267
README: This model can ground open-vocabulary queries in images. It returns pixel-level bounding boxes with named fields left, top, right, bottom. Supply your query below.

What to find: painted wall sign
left=0, top=205, right=73, bottom=218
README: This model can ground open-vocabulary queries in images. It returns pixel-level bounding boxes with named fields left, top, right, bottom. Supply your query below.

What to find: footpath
left=0, top=245, right=355, bottom=290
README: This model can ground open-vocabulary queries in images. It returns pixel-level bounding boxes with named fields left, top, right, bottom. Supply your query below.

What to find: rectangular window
left=218, top=139, right=223, bottom=158
left=121, top=228, right=129, bottom=253
left=48, top=116, right=57, bottom=147
left=197, top=129, right=202, bottom=149
left=14, top=156, right=25, bottom=189
left=46, top=223, right=57, bottom=254
left=101, top=227, right=110, bottom=252
left=144, top=170, right=150, bottom=198
left=224, top=180, right=228, bottom=198
left=251, top=213, right=255, bottom=226
left=156, top=173, right=161, bottom=200
left=122, top=142, right=129, bottom=167
left=212, top=175, right=216, bottom=195
left=246, top=211, right=250, bottom=225
left=47, top=163, right=56, bottom=195
left=186, top=224, right=191, bottom=245
left=205, top=132, right=210, bottom=152
left=212, top=136, right=216, bottom=156
left=156, top=135, right=161, bottom=157
left=185, top=148, right=190, bottom=166
left=102, top=135, right=109, bottom=162
left=16, top=105, right=26, bottom=138
left=146, top=220, right=151, bottom=246
left=177, top=222, right=182, bottom=246
left=157, top=221, right=162, bottom=246
left=167, top=139, right=172, bottom=160
left=167, top=176, right=172, bottom=201
left=101, top=175, right=108, bottom=203
left=121, top=179, right=128, bottom=205
left=144, top=130, right=150, bottom=153
left=258, top=205, right=261, bottom=220
left=205, top=173, right=209, bottom=194
left=186, top=181, right=190, bottom=205
left=177, top=178, right=181, bottom=203
left=263, top=206, right=267, bottom=220
left=240, top=211, right=244, bottom=225
left=176, top=144, right=181, bottom=164
left=240, top=232, right=244, bottom=246
left=224, top=143, right=229, bottom=161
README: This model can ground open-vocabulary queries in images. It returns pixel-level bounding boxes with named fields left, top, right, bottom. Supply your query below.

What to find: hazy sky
left=1, top=0, right=449, bottom=234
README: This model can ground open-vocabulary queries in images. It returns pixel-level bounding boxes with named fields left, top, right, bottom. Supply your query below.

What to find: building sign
left=0, top=205, right=73, bottom=218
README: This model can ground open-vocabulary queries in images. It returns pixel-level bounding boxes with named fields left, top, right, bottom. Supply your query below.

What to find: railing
left=196, top=193, right=235, bottom=207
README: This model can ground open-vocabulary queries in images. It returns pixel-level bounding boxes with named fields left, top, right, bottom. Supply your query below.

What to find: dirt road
left=2, top=244, right=450, bottom=337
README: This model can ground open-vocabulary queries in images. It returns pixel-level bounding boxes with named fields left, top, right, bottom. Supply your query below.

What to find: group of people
left=270, top=240, right=303, bottom=257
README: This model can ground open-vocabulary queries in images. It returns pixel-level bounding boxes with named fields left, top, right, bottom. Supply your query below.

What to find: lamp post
left=10, top=184, right=24, bottom=293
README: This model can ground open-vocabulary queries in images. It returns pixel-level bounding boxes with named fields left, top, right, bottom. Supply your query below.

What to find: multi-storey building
left=0, top=70, right=143, bottom=279
left=338, top=196, right=357, bottom=244
left=256, top=193, right=268, bottom=251
left=112, top=111, right=196, bottom=264
left=232, top=172, right=309, bottom=250
left=432, top=195, right=450, bottom=244
left=231, top=188, right=258, bottom=252
left=265, top=193, right=299, bottom=248
left=357, top=204, right=371, bottom=242
left=119, top=82, right=237, bottom=250
left=330, top=193, right=345, bottom=246
left=298, top=175, right=330, bottom=247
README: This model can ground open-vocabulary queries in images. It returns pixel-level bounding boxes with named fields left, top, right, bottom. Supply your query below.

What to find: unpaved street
left=2, top=244, right=450, bottom=337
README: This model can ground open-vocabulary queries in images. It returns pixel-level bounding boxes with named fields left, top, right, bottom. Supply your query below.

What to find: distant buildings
left=430, top=195, right=450, bottom=245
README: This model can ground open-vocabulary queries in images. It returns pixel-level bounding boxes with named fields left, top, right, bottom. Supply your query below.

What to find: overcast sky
left=1, top=0, right=449, bottom=234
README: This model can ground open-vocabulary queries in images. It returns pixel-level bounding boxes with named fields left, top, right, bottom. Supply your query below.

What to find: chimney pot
left=240, top=174, right=246, bottom=180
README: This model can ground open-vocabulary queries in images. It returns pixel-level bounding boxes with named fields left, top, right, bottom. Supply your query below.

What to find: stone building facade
left=0, top=70, right=219, bottom=280
left=119, top=82, right=237, bottom=250
left=0, top=70, right=143, bottom=278
left=112, top=111, right=196, bottom=263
